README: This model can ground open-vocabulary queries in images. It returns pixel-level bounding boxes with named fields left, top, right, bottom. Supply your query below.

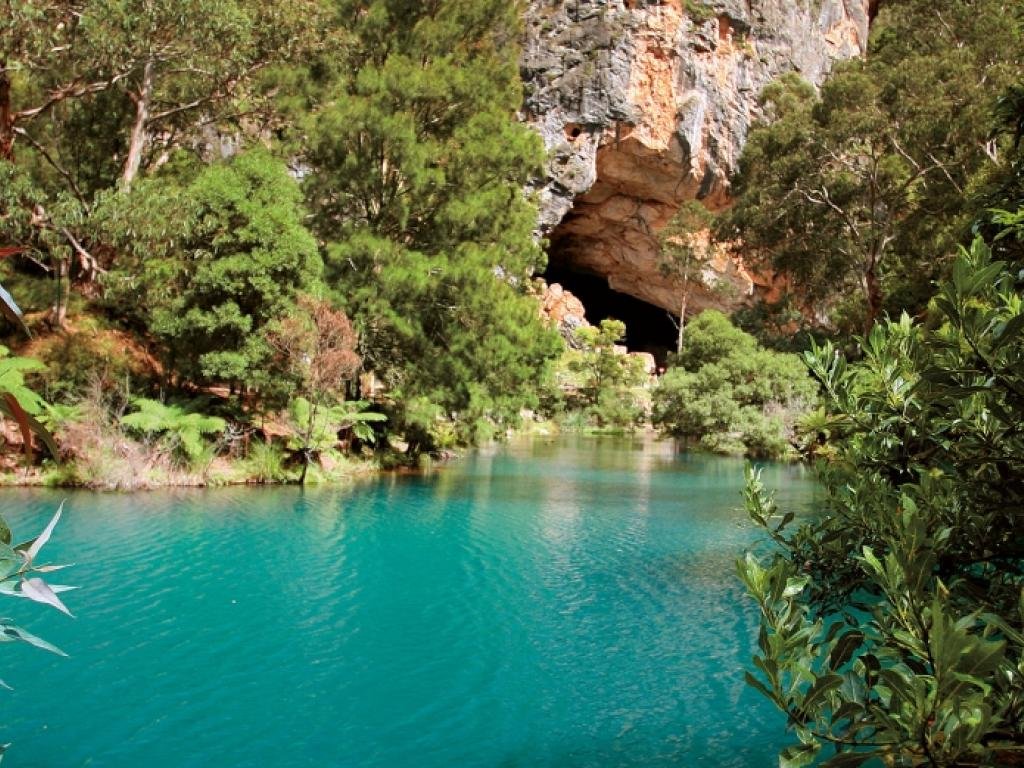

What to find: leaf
left=33, top=564, right=72, bottom=573
left=784, top=575, right=810, bottom=597
left=0, top=623, right=66, bottom=656
left=20, top=578, right=73, bottom=617
left=800, top=674, right=843, bottom=716
left=992, top=313, right=1024, bottom=350
left=780, top=742, right=821, bottom=768
left=744, top=670, right=777, bottom=703
left=829, top=631, right=864, bottom=670
left=0, top=518, right=10, bottom=546
left=0, top=396, right=59, bottom=462
left=0, top=283, right=30, bottom=338
left=22, top=503, right=63, bottom=564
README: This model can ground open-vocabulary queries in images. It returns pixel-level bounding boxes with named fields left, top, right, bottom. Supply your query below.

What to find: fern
left=121, top=398, right=226, bottom=464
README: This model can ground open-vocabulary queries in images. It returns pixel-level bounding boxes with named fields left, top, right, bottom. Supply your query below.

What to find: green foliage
left=740, top=228, right=1024, bottom=766
left=286, top=397, right=386, bottom=454
left=653, top=311, right=816, bottom=458
left=305, top=0, right=562, bottom=450
left=682, top=0, right=715, bottom=25
left=120, top=398, right=226, bottom=466
left=722, top=1, right=1024, bottom=335
left=557, top=319, right=648, bottom=430
left=104, top=150, right=323, bottom=387
left=243, top=441, right=288, bottom=484
left=0, top=0, right=325, bottom=328
left=0, top=346, right=46, bottom=417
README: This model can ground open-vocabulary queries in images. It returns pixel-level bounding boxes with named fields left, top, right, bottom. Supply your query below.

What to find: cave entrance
left=543, top=261, right=677, bottom=365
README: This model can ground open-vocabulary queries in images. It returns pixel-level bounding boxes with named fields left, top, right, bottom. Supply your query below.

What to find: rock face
left=540, top=281, right=590, bottom=346
left=522, top=0, right=871, bottom=315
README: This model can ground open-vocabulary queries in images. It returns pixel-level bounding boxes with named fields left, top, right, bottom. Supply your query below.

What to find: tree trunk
left=676, top=292, right=688, bottom=356
left=297, top=402, right=320, bottom=486
left=0, top=61, right=14, bottom=161
left=863, top=263, right=882, bottom=335
left=121, top=61, right=154, bottom=190
left=51, top=255, right=70, bottom=328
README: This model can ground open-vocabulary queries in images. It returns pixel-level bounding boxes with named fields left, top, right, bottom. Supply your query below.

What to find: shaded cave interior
left=543, top=238, right=677, bottom=365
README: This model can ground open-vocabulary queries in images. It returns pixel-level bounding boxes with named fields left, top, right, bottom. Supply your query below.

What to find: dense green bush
left=101, top=150, right=323, bottom=391
left=739, top=225, right=1024, bottom=767
left=652, top=311, right=817, bottom=458
left=555, top=319, right=650, bottom=430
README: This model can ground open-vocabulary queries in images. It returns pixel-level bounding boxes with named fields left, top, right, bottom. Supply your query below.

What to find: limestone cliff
left=522, top=0, right=871, bottom=316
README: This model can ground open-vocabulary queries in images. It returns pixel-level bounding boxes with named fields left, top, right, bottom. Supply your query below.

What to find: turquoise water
left=0, top=436, right=816, bottom=767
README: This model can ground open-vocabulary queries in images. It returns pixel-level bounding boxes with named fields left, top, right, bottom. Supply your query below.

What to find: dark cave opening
left=543, top=261, right=678, bottom=365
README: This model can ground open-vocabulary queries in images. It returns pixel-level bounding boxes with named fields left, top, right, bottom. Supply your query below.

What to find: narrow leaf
left=0, top=283, right=30, bottom=338
left=20, top=578, right=73, bottom=617
left=23, top=503, right=63, bottom=564
left=829, top=631, right=865, bottom=670
left=0, top=623, right=66, bottom=656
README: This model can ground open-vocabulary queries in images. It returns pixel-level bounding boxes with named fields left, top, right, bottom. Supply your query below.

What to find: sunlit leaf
left=19, top=578, right=73, bottom=617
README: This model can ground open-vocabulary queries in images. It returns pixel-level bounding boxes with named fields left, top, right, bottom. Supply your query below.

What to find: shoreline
left=0, top=429, right=792, bottom=492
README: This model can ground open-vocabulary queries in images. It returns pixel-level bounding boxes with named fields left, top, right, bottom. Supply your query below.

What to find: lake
left=0, top=436, right=817, bottom=767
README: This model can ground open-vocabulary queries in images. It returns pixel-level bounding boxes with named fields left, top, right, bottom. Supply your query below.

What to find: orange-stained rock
left=523, top=0, right=872, bottom=315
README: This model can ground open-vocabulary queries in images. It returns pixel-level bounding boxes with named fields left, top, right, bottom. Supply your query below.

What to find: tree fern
left=121, top=398, right=226, bottom=464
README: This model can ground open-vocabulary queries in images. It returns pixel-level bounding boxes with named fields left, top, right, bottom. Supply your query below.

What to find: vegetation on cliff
left=720, top=0, right=1024, bottom=339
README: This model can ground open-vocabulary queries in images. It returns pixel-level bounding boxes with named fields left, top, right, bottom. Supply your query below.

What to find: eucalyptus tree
left=1, top=0, right=324, bottom=325
left=657, top=201, right=717, bottom=356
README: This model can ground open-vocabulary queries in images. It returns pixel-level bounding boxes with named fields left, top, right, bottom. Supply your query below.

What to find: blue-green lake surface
left=0, top=436, right=817, bottom=767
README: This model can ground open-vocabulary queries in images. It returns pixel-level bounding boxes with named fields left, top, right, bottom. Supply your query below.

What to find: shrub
left=244, top=441, right=288, bottom=484
left=739, top=231, right=1024, bottom=766
left=653, top=311, right=817, bottom=458
left=555, top=319, right=649, bottom=430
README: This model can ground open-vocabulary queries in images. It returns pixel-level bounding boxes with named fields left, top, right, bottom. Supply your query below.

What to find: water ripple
left=0, top=438, right=819, bottom=767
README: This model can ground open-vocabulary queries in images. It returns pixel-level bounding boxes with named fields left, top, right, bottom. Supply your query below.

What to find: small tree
left=658, top=201, right=716, bottom=356
left=106, top=150, right=324, bottom=391
left=562, top=319, right=648, bottom=429
left=652, top=311, right=817, bottom=458
left=266, top=296, right=362, bottom=483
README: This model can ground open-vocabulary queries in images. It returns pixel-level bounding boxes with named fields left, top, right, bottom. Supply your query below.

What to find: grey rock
left=521, top=0, right=872, bottom=314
